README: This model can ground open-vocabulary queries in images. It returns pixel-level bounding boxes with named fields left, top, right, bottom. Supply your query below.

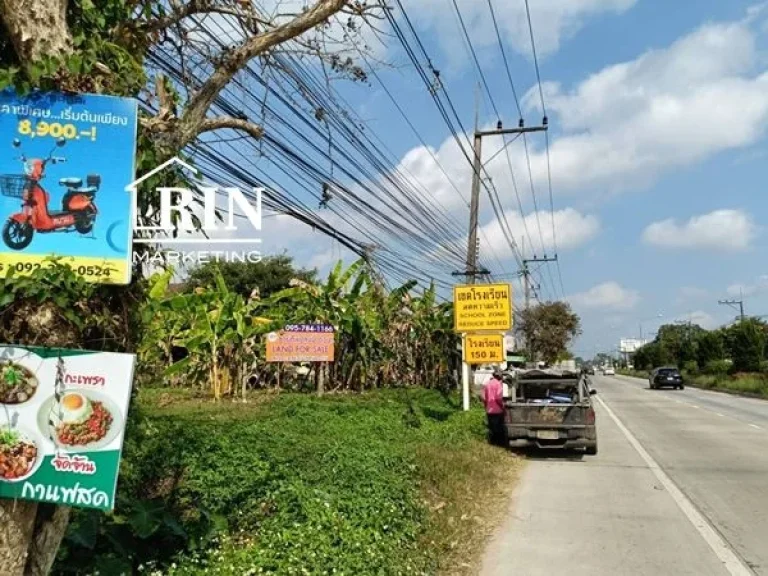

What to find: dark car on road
left=649, top=367, right=684, bottom=390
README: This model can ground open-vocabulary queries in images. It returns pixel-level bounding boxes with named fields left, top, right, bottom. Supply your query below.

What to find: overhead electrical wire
left=441, top=0, right=553, bottom=296
left=387, top=2, right=528, bottom=275
left=144, top=11, right=479, bottom=288
left=338, top=18, right=510, bottom=280
left=523, top=0, right=566, bottom=299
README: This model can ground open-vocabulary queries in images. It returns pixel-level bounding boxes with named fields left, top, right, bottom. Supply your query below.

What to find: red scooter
left=0, top=138, right=100, bottom=250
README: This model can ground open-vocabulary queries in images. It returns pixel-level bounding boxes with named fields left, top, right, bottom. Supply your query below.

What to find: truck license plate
left=537, top=430, right=559, bottom=440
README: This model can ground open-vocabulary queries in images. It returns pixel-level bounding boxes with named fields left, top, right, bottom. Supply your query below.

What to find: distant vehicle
left=586, top=366, right=595, bottom=375
left=603, top=367, right=615, bottom=376
left=649, top=367, right=684, bottom=390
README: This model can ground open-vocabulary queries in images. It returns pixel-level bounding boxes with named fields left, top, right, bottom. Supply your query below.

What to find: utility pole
left=521, top=255, right=557, bottom=308
left=460, top=89, right=548, bottom=408
left=718, top=298, right=745, bottom=322
left=464, top=120, right=548, bottom=282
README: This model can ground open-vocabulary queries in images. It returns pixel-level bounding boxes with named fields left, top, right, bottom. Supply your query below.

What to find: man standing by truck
left=483, top=368, right=506, bottom=446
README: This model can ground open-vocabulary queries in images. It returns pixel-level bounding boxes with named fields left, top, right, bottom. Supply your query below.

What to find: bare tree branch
left=198, top=115, right=264, bottom=139
left=142, top=1, right=270, bottom=34
left=176, top=0, right=348, bottom=149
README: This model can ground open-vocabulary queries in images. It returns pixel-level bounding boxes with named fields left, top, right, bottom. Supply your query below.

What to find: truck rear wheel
left=586, top=441, right=598, bottom=455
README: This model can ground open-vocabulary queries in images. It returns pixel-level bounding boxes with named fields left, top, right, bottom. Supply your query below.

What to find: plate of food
left=0, top=360, right=39, bottom=404
left=0, top=426, right=42, bottom=482
left=37, top=390, right=123, bottom=452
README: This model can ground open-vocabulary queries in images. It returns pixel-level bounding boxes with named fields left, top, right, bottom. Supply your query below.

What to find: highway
left=480, top=374, right=768, bottom=576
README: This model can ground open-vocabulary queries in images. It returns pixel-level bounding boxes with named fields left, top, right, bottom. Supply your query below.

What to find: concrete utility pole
left=465, top=122, right=548, bottom=279
left=521, top=255, right=556, bottom=309
left=718, top=298, right=745, bottom=322
left=459, top=88, right=547, bottom=409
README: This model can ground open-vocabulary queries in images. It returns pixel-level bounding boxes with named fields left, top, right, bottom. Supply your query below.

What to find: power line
left=451, top=0, right=500, bottom=121
left=523, top=0, right=565, bottom=299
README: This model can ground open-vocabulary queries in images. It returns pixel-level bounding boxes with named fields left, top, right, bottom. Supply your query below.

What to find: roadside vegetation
left=621, top=319, right=768, bottom=398
left=57, top=388, right=520, bottom=575
left=0, top=260, right=525, bottom=575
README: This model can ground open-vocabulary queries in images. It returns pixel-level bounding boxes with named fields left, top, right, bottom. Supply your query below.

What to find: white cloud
left=478, top=207, right=599, bottom=254
left=405, top=0, right=636, bottom=60
left=642, top=209, right=757, bottom=251
left=520, top=16, right=768, bottom=194
left=569, top=281, right=640, bottom=310
left=727, top=274, right=768, bottom=297
left=385, top=11, right=768, bottom=212
left=676, top=310, right=719, bottom=330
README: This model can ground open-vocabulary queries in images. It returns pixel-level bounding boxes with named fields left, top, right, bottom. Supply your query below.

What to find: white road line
left=716, top=413, right=725, bottom=417
left=750, top=424, right=762, bottom=430
left=595, top=395, right=753, bottom=576
left=691, top=405, right=700, bottom=409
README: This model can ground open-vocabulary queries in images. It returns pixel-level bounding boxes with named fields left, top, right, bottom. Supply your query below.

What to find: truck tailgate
left=505, top=404, right=589, bottom=426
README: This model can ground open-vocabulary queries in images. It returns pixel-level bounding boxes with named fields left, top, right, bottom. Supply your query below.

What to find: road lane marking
left=691, top=405, right=700, bottom=409
left=716, top=413, right=724, bottom=417
left=750, top=424, right=762, bottom=430
left=595, top=395, right=753, bottom=576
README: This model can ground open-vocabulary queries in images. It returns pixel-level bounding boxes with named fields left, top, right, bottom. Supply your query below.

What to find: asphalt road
left=480, top=374, right=768, bottom=576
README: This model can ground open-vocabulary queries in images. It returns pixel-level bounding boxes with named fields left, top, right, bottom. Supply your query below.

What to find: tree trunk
left=0, top=500, right=37, bottom=576
left=317, top=362, right=325, bottom=396
left=0, top=0, right=72, bottom=65
left=24, top=505, right=71, bottom=576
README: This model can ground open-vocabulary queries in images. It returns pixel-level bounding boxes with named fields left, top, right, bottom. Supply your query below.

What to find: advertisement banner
left=0, top=90, right=138, bottom=284
left=0, top=345, right=135, bottom=511
left=266, top=325, right=335, bottom=362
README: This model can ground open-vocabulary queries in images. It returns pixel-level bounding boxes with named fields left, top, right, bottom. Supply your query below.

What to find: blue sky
left=229, top=0, right=768, bottom=358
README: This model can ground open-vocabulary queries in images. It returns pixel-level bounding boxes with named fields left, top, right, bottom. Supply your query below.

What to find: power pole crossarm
left=718, top=299, right=745, bottom=321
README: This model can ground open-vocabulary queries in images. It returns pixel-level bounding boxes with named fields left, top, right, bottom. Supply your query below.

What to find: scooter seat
left=72, top=186, right=97, bottom=194
left=59, top=177, right=82, bottom=187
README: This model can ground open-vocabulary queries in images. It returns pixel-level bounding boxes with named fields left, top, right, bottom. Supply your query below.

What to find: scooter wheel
left=75, top=211, right=95, bottom=234
left=2, top=219, right=33, bottom=250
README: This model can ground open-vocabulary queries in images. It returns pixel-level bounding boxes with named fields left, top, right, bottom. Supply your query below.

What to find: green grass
left=56, top=389, right=521, bottom=576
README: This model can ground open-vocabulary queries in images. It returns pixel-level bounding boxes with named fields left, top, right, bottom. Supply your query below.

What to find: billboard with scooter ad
left=0, top=90, right=137, bottom=284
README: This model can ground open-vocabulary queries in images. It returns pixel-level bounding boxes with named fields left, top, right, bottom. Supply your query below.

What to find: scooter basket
left=0, top=175, right=28, bottom=198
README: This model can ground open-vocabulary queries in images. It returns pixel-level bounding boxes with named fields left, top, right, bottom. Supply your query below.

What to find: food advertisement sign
left=463, top=334, right=505, bottom=364
left=266, top=325, right=335, bottom=362
left=453, top=283, right=512, bottom=332
left=0, top=345, right=135, bottom=511
left=0, top=90, right=138, bottom=284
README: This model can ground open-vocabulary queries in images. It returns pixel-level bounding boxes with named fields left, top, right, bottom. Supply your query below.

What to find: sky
left=189, top=0, right=768, bottom=359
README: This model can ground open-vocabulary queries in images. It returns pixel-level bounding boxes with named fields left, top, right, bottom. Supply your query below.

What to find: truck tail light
left=586, top=407, right=595, bottom=425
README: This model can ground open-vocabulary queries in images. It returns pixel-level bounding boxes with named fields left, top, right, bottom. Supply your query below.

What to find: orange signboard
left=265, top=328, right=335, bottom=362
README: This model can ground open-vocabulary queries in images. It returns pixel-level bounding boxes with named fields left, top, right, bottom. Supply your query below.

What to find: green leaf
left=67, top=511, right=100, bottom=549
left=127, top=500, right=165, bottom=539
left=164, top=357, right=192, bottom=377
left=93, top=555, right=132, bottom=576
left=162, top=512, right=187, bottom=538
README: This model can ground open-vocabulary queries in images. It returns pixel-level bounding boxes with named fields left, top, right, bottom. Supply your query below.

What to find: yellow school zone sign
left=453, top=283, right=512, bottom=332
left=463, top=334, right=505, bottom=364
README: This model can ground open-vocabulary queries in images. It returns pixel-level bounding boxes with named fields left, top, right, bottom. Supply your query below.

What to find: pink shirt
left=483, top=377, right=504, bottom=414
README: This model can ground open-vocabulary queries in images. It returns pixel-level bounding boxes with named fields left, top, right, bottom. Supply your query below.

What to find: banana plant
left=142, top=267, right=273, bottom=399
